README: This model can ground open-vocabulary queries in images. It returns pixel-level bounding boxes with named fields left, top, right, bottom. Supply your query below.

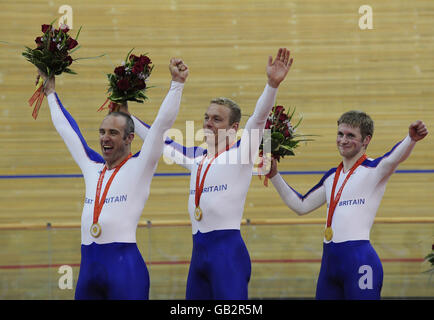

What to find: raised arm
left=136, top=58, right=189, bottom=177
left=247, top=48, right=293, bottom=128
left=130, top=114, right=203, bottom=172
left=241, top=48, right=294, bottom=164
left=39, top=70, right=103, bottom=172
left=115, top=75, right=198, bottom=172
left=373, top=121, right=428, bottom=181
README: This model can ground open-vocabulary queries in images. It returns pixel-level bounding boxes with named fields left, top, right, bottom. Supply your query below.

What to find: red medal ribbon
left=326, top=154, right=367, bottom=229
left=93, top=153, right=132, bottom=225
left=195, top=141, right=236, bottom=209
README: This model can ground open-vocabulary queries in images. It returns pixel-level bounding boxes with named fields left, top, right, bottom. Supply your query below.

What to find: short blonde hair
left=210, top=97, right=241, bottom=125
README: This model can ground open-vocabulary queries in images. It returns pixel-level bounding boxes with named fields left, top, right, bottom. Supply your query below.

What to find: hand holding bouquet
left=258, top=104, right=314, bottom=186
left=23, top=23, right=81, bottom=119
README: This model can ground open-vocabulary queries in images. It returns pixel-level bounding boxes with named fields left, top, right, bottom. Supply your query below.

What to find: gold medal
left=194, top=206, right=203, bottom=221
left=324, top=227, right=333, bottom=241
left=90, top=223, right=102, bottom=238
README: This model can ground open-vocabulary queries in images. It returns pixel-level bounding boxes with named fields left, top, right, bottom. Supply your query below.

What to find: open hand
left=267, top=48, right=293, bottom=88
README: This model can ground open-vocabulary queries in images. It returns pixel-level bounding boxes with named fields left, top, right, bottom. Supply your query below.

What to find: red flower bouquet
left=99, top=49, right=153, bottom=112
left=258, top=104, right=314, bottom=186
left=22, top=22, right=82, bottom=119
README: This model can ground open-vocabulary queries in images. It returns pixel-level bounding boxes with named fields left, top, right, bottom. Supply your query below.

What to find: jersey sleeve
left=135, top=81, right=185, bottom=177
left=131, top=114, right=204, bottom=172
left=364, top=135, right=416, bottom=181
left=270, top=171, right=329, bottom=215
left=161, top=139, right=205, bottom=171
left=239, top=84, right=278, bottom=165
left=131, top=115, right=150, bottom=142
left=47, top=93, right=104, bottom=172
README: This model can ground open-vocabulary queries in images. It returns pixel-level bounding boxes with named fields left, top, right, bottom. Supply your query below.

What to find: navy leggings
left=186, top=230, right=251, bottom=300
left=75, top=242, right=149, bottom=300
left=316, top=240, right=383, bottom=300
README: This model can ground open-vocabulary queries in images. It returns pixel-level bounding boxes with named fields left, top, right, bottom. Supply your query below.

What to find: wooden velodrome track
left=0, top=0, right=433, bottom=299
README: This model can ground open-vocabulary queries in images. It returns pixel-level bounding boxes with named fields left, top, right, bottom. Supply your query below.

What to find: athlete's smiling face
left=99, top=115, right=133, bottom=168
left=203, top=103, right=238, bottom=148
left=336, top=123, right=370, bottom=159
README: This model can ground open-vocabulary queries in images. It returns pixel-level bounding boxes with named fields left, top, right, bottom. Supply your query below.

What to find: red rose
left=129, top=54, right=139, bottom=62
left=139, top=55, right=151, bottom=65
left=274, top=105, right=284, bottom=114
left=279, top=112, right=288, bottom=122
left=60, top=24, right=70, bottom=33
left=65, top=56, right=73, bottom=66
left=283, top=128, right=291, bottom=138
left=49, top=41, right=57, bottom=52
left=35, top=36, right=43, bottom=46
left=41, top=24, right=51, bottom=33
left=114, top=66, right=125, bottom=76
left=136, top=80, right=147, bottom=90
left=265, top=119, right=271, bottom=129
left=132, top=63, right=143, bottom=74
left=67, top=38, right=78, bottom=50
left=117, top=78, right=130, bottom=91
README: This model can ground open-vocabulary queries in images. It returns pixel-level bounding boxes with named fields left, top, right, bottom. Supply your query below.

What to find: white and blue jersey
left=132, top=83, right=279, bottom=299
left=270, top=135, right=415, bottom=243
left=133, top=84, right=278, bottom=235
left=46, top=81, right=184, bottom=299
left=270, top=135, right=416, bottom=299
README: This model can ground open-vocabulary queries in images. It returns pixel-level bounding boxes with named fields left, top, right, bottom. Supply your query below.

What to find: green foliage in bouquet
left=260, top=105, right=314, bottom=161
left=424, top=245, right=434, bottom=274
